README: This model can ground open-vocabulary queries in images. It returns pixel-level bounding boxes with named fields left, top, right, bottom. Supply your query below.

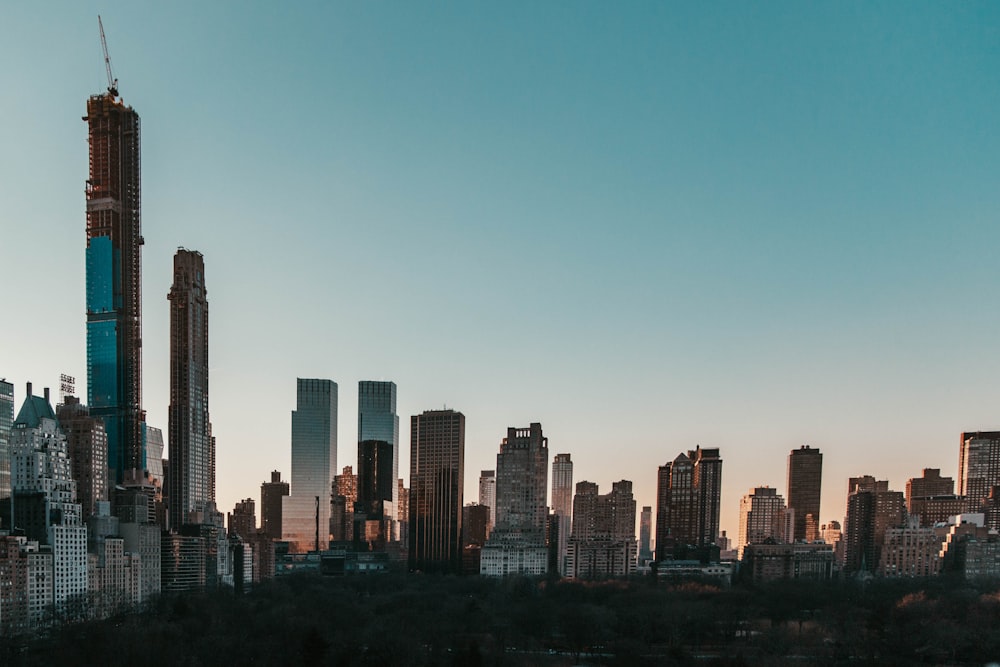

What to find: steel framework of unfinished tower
left=84, top=88, right=145, bottom=484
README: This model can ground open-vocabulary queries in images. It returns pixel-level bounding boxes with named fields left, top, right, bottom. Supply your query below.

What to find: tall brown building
left=786, top=445, right=822, bottom=542
left=844, top=476, right=906, bottom=573
left=260, top=471, right=288, bottom=540
left=167, top=249, right=212, bottom=531
left=906, top=468, right=962, bottom=527
left=408, top=410, right=464, bottom=573
left=655, top=446, right=722, bottom=560
left=56, top=396, right=108, bottom=520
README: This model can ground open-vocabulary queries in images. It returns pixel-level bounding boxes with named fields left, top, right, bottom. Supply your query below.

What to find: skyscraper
left=481, top=424, right=550, bottom=576
left=56, top=396, right=108, bottom=520
left=551, top=453, right=574, bottom=574
left=738, top=486, right=786, bottom=559
left=478, top=470, right=496, bottom=530
left=408, top=409, right=464, bottom=573
left=655, top=446, right=723, bottom=560
left=786, top=445, right=822, bottom=542
left=357, top=381, right=399, bottom=543
left=638, top=505, right=653, bottom=563
left=843, top=475, right=906, bottom=573
left=260, top=471, right=288, bottom=541
left=959, top=431, right=1000, bottom=512
left=85, top=85, right=145, bottom=484
left=282, top=379, right=337, bottom=553
left=0, top=379, right=12, bottom=518
left=565, top=480, right=637, bottom=578
left=167, top=249, right=212, bottom=530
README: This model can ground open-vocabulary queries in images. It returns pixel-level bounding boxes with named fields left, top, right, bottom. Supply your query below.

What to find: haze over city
left=3, top=2, right=1000, bottom=540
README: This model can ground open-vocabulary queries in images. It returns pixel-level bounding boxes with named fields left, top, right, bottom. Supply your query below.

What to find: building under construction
left=84, top=63, right=145, bottom=484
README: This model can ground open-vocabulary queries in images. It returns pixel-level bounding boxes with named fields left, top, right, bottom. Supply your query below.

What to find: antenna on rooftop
left=98, top=16, right=119, bottom=98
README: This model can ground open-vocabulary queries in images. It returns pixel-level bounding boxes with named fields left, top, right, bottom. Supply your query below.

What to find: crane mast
left=98, top=15, right=118, bottom=98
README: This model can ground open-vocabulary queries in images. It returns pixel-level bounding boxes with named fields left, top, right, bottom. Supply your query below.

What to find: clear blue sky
left=2, top=2, right=1000, bottom=538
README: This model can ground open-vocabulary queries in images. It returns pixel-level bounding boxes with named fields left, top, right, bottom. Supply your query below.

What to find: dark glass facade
left=409, top=410, right=464, bottom=573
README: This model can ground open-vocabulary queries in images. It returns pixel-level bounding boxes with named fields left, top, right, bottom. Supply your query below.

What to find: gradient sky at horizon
left=2, top=2, right=1000, bottom=540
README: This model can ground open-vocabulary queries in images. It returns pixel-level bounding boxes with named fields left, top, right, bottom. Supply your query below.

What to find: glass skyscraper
left=84, top=89, right=145, bottom=483
left=357, top=381, right=399, bottom=509
left=282, top=379, right=337, bottom=552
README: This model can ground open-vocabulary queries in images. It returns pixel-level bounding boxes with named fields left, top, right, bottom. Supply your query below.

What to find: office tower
left=478, top=470, right=496, bottom=530
left=56, top=396, right=108, bottom=520
left=0, top=379, right=13, bottom=520
left=85, top=85, right=145, bottom=484
left=462, top=503, right=491, bottom=547
left=655, top=446, right=723, bottom=560
left=9, top=384, right=88, bottom=611
left=167, top=249, right=212, bottom=531
left=408, top=409, right=464, bottom=573
left=481, top=424, right=550, bottom=576
left=737, top=486, right=786, bottom=559
left=331, top=465, right=358, bottom=542
left=843, top=476, right=906, bottom=573
left=228, top=499, right=256, bottom=539
left=397, top=478, right=409, bottom=547
left=786, top=445, right=822, bottom=542
left=283, top=379, right=337, bottom=552
left=144, top=424, right=165, bottom=492
left=357, top=381, right=399, bottom=508
left=260, top=471, right=288, bottom=541
left=959, top=431, right=1000, bottom=512
left=639, top=505, right=653, bottom=563
left=565, top=480, right=637, bottom=578
left=906, top=468, right=962, bottom=527
left=551, top=453, right=573, bottom=574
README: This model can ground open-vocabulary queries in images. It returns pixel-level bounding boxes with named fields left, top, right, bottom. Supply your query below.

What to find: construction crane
left=98, top=15, right=118, bottom=98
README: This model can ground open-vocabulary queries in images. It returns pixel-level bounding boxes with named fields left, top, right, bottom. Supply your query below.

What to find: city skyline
left=3, top=4, right=1000, bottom=539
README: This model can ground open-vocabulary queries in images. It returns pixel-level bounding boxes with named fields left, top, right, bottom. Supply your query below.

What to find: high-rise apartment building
left=843, top=475, right=906, bottom=573
left=906, top=468, right=962, bottom=527
left=639, top=505, right=653, bottom=563
left=228, top=498, right=257, bottom=540
left=0, top=379, right=13, bottom=518
left=260, top=471, right=288, bottom=541
left=10, top=385, right=88, bottom=611
left=551, top=453, right=573, bottom=574
left=56, top=396, right=108, bottom=521
left=84, top=87, right=145, bottom=484
left=481, top=424, right=550, bottom=576
left=655, top=446, right=723, bottom=560
left=478, top=470, right=496, bottom=530
left=408, top=409, right=464, bottom=573
left=565, top=480, right=637, bottom=578
left=959, top=431, right=1000, bottom=512
left=738, top=486, right=786, bottom=559
left=786, top=445, right=822, bottom=542
left=167, top=249, right=212, bottom=530
left=282, top=379, right=337, bottom=552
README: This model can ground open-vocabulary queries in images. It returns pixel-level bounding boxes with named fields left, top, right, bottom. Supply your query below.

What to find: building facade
left=85, top=89, right=145, bottom=484
left=260, top=471, right=288, bottom=541
left=565, top=480, right=638, bottom=578
left=167, top=249, right=213, bottom=530
left=656, top=447, right=723, bottom=559
left=481, top=424, right=549, bottom=576
left=738, top=486, right=786, bottom=559
left=0, top=379, right=12, bottom=520
left=408, top=410, right=464, bottom=573
left=551, top=453, right=573, bottom=575
left=283, top=379, right=337, bottom=552
left=786, top=445, right=822, bottom=542
left=959, top=431, right=1000, bottom=512
left=478, top=470, right=496, bottom=531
